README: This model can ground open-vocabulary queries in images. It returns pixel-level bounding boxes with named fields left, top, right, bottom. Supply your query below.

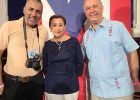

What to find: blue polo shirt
left=82, top=18, right=139, bottom=98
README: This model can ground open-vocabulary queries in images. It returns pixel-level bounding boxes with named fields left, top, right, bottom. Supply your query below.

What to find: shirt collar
left=88, top=17, right=109, bottom=30
left=99, top=17, right=109, bottom=27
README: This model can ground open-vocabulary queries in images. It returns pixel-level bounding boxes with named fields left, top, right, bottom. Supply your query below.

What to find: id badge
left=28, top=49, right=39, bottom=59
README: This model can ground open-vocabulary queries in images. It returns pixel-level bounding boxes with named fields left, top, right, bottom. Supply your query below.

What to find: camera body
left=25, top=54, right=41, bottom=71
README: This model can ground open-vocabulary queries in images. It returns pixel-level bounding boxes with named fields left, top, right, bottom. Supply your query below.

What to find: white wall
left=0, top=0, right=8, bottom=26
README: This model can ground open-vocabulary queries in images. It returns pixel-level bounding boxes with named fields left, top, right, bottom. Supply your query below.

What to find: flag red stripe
left=110, top=0, right=131, bottom=32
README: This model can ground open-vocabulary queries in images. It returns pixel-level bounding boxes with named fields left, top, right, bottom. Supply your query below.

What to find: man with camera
left=0, top=0, right=48, bottom=100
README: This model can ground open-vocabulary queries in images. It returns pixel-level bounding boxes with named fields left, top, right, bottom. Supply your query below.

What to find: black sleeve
left=42, top=43, right=48, bottom=74
left=75, top=38, right=84, bottom=76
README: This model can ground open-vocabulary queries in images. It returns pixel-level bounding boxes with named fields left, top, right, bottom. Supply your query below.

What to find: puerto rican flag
left=41, top=0, right=131, bottom=41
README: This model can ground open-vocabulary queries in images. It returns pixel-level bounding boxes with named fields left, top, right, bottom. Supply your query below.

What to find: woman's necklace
left=54, top=38, right=62, bottom=51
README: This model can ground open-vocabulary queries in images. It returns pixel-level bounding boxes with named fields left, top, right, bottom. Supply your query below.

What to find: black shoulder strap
left=23, top=18, right=40, bottom=59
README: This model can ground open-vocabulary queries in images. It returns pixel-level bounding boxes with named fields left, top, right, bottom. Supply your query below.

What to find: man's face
left=84, top=0, right=103, bottom=25
left=23, top=0, right=43, bottom=27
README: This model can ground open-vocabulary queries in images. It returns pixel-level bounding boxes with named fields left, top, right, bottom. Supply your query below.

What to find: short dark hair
left=49, top=15, right=66, bottom=27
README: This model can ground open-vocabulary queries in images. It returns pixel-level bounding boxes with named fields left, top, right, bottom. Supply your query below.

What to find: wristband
left=0, top=83, right=4, bottom=88
left=133, top=81, right=140, bottom=86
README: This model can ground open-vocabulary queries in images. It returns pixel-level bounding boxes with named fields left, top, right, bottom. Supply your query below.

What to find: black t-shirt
left=42, top=37, right=84, bottom=94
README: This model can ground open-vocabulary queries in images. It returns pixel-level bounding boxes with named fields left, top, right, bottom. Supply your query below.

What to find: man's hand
left=134, top=83, right=140, bottom=92
left=0, top=83, right=4, bottom=95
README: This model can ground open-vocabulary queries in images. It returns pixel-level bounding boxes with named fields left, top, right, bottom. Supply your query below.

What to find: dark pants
left=1, top=73, right=44, bottom=100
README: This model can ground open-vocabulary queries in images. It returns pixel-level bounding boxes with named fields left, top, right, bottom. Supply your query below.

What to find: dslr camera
left=25, top=54, right=41, bottom=71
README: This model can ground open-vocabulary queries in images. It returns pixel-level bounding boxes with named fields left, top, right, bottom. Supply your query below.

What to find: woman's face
left=50, top=18, right=66, bottom=38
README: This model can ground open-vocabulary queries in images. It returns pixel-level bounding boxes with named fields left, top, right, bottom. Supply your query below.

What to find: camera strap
left=23, top=18, right=40, bottom=59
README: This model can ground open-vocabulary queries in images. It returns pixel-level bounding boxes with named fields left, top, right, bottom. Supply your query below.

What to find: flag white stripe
left=41, top=0, right=54, bottom=39
left=101, top=0, right=110, bottom=19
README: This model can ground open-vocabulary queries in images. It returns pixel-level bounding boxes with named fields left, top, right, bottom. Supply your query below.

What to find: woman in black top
left=43, top=15, right=84, bottom=100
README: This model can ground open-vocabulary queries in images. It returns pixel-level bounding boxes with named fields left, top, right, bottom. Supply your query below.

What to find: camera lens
left=32, top=61, right=41, bottom=71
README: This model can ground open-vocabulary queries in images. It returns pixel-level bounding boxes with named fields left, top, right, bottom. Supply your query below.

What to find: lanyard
left=23, top=18, right=40, bottom=59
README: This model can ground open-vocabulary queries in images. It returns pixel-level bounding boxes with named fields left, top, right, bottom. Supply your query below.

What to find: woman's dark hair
left=49, top=15, right=66, bottom=27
